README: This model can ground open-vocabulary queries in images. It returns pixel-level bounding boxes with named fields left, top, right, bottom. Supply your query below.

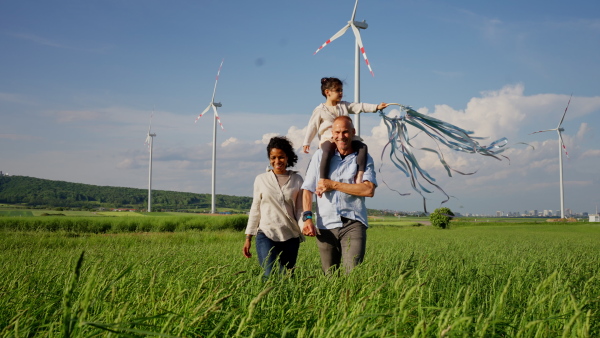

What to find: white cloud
left=0, top=92, right=29, bottom=104
left=576, top=123, right=591, bottom=140
left=0, top=134, right=40, bottom=141
left=55, top=110, right=104, bottom=123
left=581, top=149, right=600, bottom=157
left=11, top=33, right=65, bottom=48
left=221, top=137, right=239, bottom=147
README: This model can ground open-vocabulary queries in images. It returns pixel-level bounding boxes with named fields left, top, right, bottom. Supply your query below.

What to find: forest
left=0, top=175, right=252, bottom=211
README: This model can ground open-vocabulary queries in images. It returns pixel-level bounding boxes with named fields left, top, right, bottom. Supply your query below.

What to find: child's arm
left=346, top=102, right=388, bottom=114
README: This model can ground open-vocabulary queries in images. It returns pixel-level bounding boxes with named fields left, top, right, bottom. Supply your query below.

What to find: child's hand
left=303, top=145, right=310, bottom=153
left=377, top=102, right=388, bottom=110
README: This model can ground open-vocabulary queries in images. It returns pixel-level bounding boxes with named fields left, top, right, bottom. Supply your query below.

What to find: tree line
left=0, top=175, right=252, bottom=211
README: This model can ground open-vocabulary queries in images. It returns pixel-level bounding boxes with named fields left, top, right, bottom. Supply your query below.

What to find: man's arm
left=317, top=180, right=375, bottom=197
left=302, top=189, right=316, bottom=236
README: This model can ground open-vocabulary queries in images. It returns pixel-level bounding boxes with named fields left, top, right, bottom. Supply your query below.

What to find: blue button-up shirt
left=301, top=149, right=377, bottom=230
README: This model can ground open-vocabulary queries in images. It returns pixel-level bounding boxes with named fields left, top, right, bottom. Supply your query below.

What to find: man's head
left=331, top=116, right=356, bottom=155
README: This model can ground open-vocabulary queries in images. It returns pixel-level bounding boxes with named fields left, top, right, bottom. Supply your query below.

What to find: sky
left=1, top=0, right=599, bottom=215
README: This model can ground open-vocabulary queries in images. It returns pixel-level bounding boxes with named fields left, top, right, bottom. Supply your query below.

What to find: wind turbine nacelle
left=352, top=20, right=368, bottom=29
left=558, top=127, right=564, bottom=132
left=213, top=102, right=222, bottom=107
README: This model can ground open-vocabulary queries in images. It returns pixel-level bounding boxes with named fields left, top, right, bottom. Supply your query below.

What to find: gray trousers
left=316, top=217, right=366, bottom=274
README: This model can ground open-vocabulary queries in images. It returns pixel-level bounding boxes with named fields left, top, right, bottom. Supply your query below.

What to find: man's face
left=332, top=118, right=355, bottom=154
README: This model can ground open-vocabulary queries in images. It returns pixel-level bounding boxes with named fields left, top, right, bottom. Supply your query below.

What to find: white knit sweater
left=302, top=101, right=379, bottom=147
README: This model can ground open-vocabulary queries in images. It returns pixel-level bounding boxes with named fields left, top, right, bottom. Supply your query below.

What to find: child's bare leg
left=318, top=140, right=336, bottom=196
left=355, top=171, right=365, bottom=184
left=353, top=140, right=367, bottom=183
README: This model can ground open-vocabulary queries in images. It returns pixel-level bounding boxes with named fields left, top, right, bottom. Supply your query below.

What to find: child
left=302, top=77, right=388, bottom=184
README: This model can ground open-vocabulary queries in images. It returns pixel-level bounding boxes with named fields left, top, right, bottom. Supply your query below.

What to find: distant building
left=590, top=215, right=600, bottom=222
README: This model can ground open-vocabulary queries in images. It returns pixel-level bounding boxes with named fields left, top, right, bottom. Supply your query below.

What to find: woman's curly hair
left=267, top=136, right=298, bottom=168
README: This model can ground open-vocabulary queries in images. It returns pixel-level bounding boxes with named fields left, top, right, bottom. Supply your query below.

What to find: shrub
left=430, top=207, right=454, bottom=229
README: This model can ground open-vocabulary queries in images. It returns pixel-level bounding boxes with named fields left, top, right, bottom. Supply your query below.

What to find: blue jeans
left=255, top=232, right=300, bottom=277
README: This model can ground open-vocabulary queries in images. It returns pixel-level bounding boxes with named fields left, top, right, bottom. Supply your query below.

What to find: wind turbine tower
left=196, top=59, right=226, bottom=214
left=531, top=95, right=572, bottom=219
left=313, top=0, right=374, bottom=136
left=145, top=113, right=156, bottom=212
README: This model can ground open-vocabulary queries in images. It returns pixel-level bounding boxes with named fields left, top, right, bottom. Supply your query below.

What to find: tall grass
left=0, top=215, right=247, bottom=233
left=1, top=223, right=599, bottom=336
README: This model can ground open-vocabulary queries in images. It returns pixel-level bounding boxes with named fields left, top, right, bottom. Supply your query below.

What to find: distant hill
left=0, top=175, right=252, bottom=212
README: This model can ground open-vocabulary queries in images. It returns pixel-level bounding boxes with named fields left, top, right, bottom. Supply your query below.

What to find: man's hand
left=303, top=219, right=316, bottom=236
left=318, top=179, right=375, bottom=198
left=316, top=178, right=334, bottom=197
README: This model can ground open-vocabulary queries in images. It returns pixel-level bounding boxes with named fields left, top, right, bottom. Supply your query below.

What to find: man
left=301, top=115, right=377, bottom=274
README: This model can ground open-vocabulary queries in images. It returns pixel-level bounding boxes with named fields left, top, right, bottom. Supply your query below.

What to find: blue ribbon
left=378, top=105, right=509, bottom=213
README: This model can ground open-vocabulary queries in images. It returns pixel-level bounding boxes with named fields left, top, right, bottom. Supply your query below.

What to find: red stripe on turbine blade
left=360, top=47, right=365, bottom=53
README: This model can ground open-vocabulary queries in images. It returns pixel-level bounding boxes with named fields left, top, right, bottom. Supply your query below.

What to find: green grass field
left=1, top=221, right=599, bottom=337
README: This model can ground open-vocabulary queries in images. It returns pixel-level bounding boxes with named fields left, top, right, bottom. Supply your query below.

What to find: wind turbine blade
left=210, top=59, right=224, bottom=103
left=558, top=131, right=569, bottom=158
left=212, top=106, right=225, bottom=131
left=148, top=112, right=153, bottom=135
left=195, top=104, right=211, bottom=123
left=557, top=93, right=573, bottom=128
left=529, top=128, right=556, bottom=135
left=350, top=24, right=374, bottom=76
left=313, top=24, right=351, bottom=55
left=145, top=111, right=153, bottom=146
left=350, top=0, right=359, bottom=21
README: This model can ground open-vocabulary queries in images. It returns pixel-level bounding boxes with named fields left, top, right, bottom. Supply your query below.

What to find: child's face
left=326, top=86, right=343, bottom=101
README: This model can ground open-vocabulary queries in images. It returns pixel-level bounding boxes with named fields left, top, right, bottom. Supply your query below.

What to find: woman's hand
left=302, top=145, right=310, bottom=153
left=243, top=237, right=252, bottom=258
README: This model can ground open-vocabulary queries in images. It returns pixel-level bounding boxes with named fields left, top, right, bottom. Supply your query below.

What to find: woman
left=243, top=136, right=304, bottom=277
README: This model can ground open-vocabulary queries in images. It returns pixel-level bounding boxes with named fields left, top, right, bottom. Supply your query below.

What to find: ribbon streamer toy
left=378, top=103, right=509, bottom=213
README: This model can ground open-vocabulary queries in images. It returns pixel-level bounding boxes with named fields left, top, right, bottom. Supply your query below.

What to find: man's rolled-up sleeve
left=301, top=151, right=321, bottom=193
left=362, top=155, right=377, bottom=187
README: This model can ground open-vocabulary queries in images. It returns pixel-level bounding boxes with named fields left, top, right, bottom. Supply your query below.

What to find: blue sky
left=1, top=0, right=599, bottom=215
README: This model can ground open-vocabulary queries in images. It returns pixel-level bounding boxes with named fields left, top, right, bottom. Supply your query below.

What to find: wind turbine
left=195, top=59, right=225, bottom=214
left=144, top=111, right=156, bottom=213
left=530, top=95, right=572, bottom=219
left=313, top=0, right=374, bottom=136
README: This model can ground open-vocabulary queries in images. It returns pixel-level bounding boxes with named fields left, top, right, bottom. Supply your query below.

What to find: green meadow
left=1, top=214, right=599, bottom=337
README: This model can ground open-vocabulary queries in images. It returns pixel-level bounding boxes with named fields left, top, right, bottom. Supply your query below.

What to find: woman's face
left=269, top=148, right=288, bottom=174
